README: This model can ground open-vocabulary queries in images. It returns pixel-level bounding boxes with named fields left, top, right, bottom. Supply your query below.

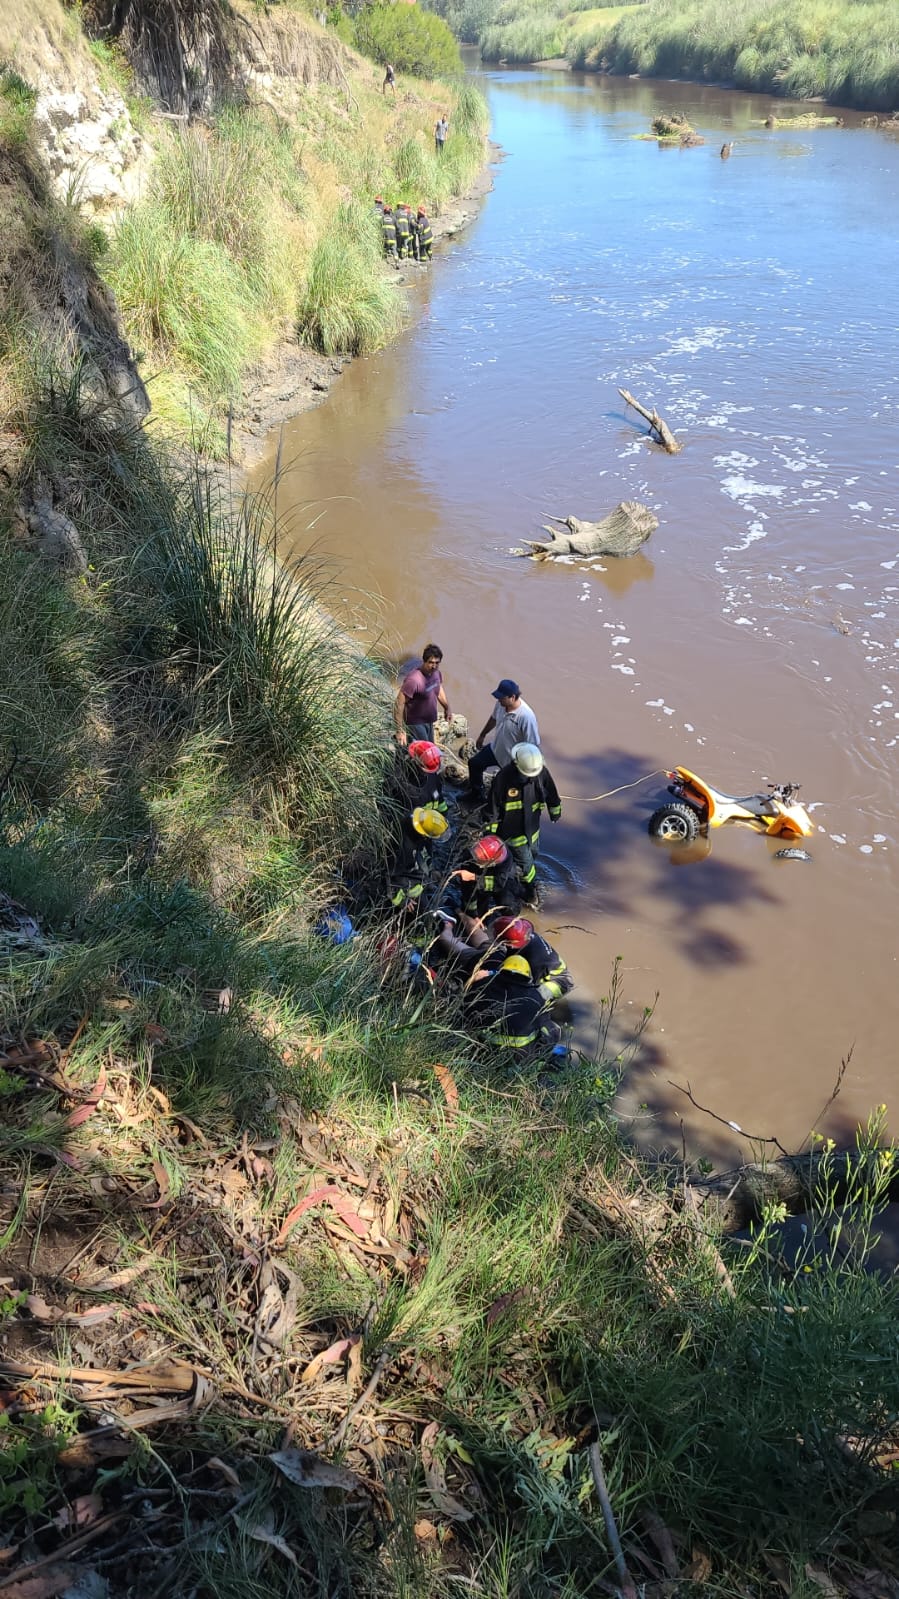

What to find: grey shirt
left=491, top=699, right=540, bottom=766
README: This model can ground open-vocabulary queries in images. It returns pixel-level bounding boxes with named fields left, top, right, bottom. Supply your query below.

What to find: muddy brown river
left=254, top=71, right=899, bottom=1167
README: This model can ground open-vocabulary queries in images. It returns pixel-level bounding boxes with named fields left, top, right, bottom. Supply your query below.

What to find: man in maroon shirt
left=394, top=644, right=452, bottom=746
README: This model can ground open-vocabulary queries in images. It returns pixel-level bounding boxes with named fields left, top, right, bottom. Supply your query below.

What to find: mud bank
left=232, top=148, right=500, bottom=469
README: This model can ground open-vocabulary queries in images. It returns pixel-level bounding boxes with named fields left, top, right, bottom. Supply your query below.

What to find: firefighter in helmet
left=465, top=954, right=563, bottom=1061
left=491, top=916, right=573, bottom=1003
left=394, top=203, right=411, bottom=261
left=403, top=740, right=447, bottom=815
left=414, top=205, right=433, bottom=262
left=484, top=742, right=561, bottom=908
left=381, top=204, right=397, bottom=260
left=389, top=806, right=448, bottom=909
left=450, top=834, right=521, bottom=923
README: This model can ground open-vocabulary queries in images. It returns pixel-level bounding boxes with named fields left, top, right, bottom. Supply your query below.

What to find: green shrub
left=297, top=200, right=404, bottom=357
left=353, top=2, right=462, bottom=76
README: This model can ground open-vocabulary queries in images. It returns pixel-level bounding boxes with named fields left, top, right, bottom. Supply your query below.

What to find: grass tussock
left=297, top=198, right=404, bottom=355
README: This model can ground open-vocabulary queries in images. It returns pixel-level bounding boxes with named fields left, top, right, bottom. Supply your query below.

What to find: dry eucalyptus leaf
left=269, top=1448, right=364, bottom=1492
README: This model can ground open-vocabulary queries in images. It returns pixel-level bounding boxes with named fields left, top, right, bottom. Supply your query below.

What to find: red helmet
left=407, top=740, right=441, bottom=773
left=471, top=836, right=508, bottom=868
left=493, top=915, right=534, bottom=949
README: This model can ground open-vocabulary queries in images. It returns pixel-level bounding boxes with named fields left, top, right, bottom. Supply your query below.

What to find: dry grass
left=0, top=0, right=98, bottom=95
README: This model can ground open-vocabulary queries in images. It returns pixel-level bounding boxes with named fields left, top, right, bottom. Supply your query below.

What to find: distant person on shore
left=414, top=205, right=433, bottom=262
left=381, top=203, right=397, bottom=260
left=395, top=645, right=452, bottom=746
left=394, top=203, right=412, bottom=260
left=383, top=62, right=396, bottom=95
left=374, top=194, right=384, bottom=216
left=461, top=679, right=540, bottom=805
left=435, top=115, right=448, bottom=156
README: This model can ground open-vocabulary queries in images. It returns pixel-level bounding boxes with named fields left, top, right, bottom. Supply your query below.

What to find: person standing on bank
left=394, top=203, right=411, bottom=261
left=381, top=203, right=397, bottom=260
left=434, top=115, right=448, bottom=156
left=414, top=205, right=433, bottom=262
left=461, top=679, right=540, bottom=804
left=395, top=645, right=452, bottom=746
left=484, top=742, right=561, bottom=907
left=383, top=62, right=396, bottom=94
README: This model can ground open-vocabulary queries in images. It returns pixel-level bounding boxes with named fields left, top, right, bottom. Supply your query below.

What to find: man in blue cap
left=460, top=679, right=541, bottom=806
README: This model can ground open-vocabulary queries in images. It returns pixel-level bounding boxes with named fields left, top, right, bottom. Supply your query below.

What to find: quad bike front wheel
left=648, top=802, right=700, bottom=843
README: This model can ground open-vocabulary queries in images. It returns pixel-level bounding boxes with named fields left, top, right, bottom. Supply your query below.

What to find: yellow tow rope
left=433, top=736, right=665, bottom=808
left=557, top=769, right=666, bottom=804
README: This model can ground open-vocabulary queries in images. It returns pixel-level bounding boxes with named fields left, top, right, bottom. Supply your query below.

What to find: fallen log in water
left=618, top=388, right=682, bottom=453
left=689, top=1148, right=899, bottom=1234
left=515, top=499, right=658, bottom=560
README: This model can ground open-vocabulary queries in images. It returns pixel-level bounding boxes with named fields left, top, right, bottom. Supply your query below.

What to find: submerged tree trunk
left=516, top=500, right=658, bottom=560
left=688, top=1149, right=899, bottom=1234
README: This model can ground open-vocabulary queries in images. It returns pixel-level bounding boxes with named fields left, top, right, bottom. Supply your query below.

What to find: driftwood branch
left=671, top=1078, right=792, bottom=1157
left=618, top=387, right=682, bottom=453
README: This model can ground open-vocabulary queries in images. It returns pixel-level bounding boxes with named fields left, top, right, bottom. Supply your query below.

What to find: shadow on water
left=551, top=744, right=780, bottom=968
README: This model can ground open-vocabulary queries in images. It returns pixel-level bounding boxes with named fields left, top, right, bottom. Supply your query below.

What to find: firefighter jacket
left=394, top=211, right=411, bottom=252
left=464, top=969, right=554, bottom=1051
left=457, top=856, right=520, bottom=922
left=381, top=212, right=397, bottom=251
left=485, top=763, right=562, bottom=847
left=402, top=758, right=447, bottom=815
left=415, top=214, right=433, bottom=256
left=523, top=932, right=572, bottom=1001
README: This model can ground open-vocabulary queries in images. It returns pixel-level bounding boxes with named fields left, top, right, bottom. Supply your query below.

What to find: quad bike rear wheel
left=648, top=802, right=700, bottom=843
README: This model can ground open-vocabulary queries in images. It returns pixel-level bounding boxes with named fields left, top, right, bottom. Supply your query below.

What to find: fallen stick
left=590, top=1434, right=638, bottom=1599
left=327, top=1349, right=391, bottom=1450
left=618, top=387, right=682, bottom=454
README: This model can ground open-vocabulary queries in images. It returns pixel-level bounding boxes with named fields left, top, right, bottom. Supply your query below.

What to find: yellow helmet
left=501, top=954, right=531, bottom=978
left=412, top=806, right=448, bottom=839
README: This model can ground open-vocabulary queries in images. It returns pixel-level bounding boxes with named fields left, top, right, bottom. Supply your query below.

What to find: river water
left=253, top=71, right=899, bottom=1165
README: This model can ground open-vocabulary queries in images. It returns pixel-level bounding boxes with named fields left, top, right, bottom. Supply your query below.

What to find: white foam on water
left=720, top=475, right=785, bottom=502
left=860, top=845, right=873, bottom=855
left=724, top=519, right=768, bottom=553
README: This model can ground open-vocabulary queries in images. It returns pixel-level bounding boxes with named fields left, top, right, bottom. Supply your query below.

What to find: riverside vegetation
left=428, top=0, right=899, bottom=111
left=22, top=0, right=488, bottom=451
left=2, top=18, right=899, bottom=1599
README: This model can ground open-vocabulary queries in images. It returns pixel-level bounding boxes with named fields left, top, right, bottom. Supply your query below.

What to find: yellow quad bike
left=648, top=767, right=814, bottom=845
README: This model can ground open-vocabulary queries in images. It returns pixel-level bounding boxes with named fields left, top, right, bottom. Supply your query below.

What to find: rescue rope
left=557, top=769, right=666, bottom=804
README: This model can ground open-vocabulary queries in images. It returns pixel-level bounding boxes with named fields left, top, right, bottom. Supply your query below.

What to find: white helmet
left=512, top=742, right=543, bottom=778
